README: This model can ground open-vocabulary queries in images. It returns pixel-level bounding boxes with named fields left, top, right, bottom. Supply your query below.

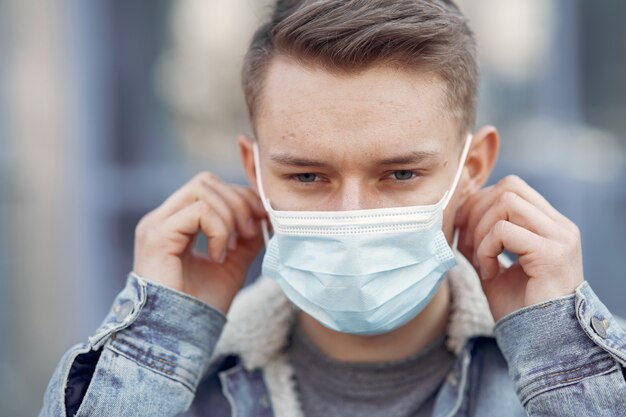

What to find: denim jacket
left=40, top=251, right=626, bottom=416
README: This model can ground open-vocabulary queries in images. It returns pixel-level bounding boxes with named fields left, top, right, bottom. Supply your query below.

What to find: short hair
left=242, top=0, right=478, bottom=136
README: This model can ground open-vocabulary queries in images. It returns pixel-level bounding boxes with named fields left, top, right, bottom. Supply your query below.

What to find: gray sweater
left=288, top=324, right=456, bottom=417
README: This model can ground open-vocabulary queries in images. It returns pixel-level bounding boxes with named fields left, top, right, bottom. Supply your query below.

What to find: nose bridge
left=338, top=177, right=372, bottom=210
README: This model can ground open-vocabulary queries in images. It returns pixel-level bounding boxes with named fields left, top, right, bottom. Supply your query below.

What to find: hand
left=455, top=175, right=584, bottom=322
left=133, top=172, right=267, bottom=314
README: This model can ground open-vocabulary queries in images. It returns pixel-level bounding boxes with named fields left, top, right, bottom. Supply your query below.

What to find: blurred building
left=0, top=1, right=625, bottom=416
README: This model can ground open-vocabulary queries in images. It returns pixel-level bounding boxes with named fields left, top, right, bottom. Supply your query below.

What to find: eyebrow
left=269, top=153, right=330, bottom=168
left=268, top=150, right=441, bottom=168
left=375, top=150, right=441, bottom=165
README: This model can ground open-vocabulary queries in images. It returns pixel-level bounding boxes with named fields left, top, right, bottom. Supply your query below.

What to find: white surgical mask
left=252, top=134, right=473, bottom=335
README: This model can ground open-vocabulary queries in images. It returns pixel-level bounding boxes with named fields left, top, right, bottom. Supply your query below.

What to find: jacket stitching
left=520, top=357, right=617, bottom=405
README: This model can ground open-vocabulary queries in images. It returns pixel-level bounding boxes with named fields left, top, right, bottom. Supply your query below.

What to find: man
left=41, top=1, right=626, bottom=416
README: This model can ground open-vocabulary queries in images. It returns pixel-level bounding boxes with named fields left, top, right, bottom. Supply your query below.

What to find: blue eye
left=295, top=173, right=317, bottom=183
left=393, top=170, right=415, bottom=180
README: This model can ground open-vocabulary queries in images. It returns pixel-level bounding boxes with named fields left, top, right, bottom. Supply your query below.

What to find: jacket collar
left=213, top=249, right=495, bottom=370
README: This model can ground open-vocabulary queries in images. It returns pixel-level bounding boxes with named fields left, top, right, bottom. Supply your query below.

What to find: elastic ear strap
left=442, top=133, right=473, bottom=210
left=252, top=142, right=272, bottom=213
left=452, top=227, right=460, bottom=250
left=260, top=220, right=270, bottom=246
left=252, top=142, right=271, bottom=245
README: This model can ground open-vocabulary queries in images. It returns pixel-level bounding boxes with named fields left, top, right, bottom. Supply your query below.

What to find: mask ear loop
left=442, top=133, right=473, bottom=211
left=452, top=228, right=460, bottom=251
left=444, top=134, right=473, bottom=252
left=252, top=142, right=271, bottom=246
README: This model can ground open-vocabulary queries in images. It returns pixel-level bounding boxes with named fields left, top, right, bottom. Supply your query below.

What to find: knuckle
left=225, top=186, right=252, bottom=223
left=194, top=171, right=218, bottom=185
left=222, top=209, right=237, bottom=230
left=209, top=224, right=229, bottom=245
left=500, top=191, right=519, bottom=207
left=493, top=219, right=509, bottom=237
left=215, top=220, right=229, bottom=236
left=236, top=199, right=252, bottom=220
left=135, top=215, right=152, bottom=239
left=141, top=228, right=163, bottom=247
left=475, top=240, right=488, bottom=260
left=501, top=174, right=525, bottom=189
left=194, top=199, right=212, bottom=214
left=567, top=220, right=581, bottom=237
left=566, top=227, right=581, bottom=247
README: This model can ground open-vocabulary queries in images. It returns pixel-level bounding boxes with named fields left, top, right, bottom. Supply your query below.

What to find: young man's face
left=242, top=56, right=486, bottom=241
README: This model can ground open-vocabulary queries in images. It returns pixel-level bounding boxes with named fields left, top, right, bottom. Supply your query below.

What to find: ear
left=238, top=134, right=259, bottom=192
left=459, top=125, right=499, bottom=202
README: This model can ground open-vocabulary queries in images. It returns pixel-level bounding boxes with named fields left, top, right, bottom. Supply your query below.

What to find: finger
left=472, top=191, right=558, bottom=253
left=152, top=172, right=226, bottom=222
left=153, top=174, right=248, bottom=248
left=456, top=223, right=474, bottom=267
left=476, top=219, right=545, bottom=281
left=496, top=175, right=563, bottom=221
left=457, top=175, right=564, bottom=251
left=160, top=200, right=231, bottom=263
left=459, top=187, right=497, bottom=250
left=206, top=180, right=261, bottom=239
left=459, top=176, right=563, bottom=230
left=231, top=185, right=268, bottom=218
left=455, top=185, right=493, bottom=228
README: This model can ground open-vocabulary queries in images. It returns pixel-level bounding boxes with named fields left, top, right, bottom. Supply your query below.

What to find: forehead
left=255, top=56, right=459, bottom=156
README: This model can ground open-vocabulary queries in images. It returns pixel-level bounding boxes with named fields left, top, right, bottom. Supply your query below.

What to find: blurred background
left=0, top=0, right=625, bottom=415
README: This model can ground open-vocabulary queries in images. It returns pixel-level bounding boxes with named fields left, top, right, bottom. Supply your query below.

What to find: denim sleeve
left=494, top=281, right=626, bottom=416
left=39, top=272, right=227, bottom=417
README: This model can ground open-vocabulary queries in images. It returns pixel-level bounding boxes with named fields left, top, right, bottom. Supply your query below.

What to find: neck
left=296, top=278, right=451, bottom=363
